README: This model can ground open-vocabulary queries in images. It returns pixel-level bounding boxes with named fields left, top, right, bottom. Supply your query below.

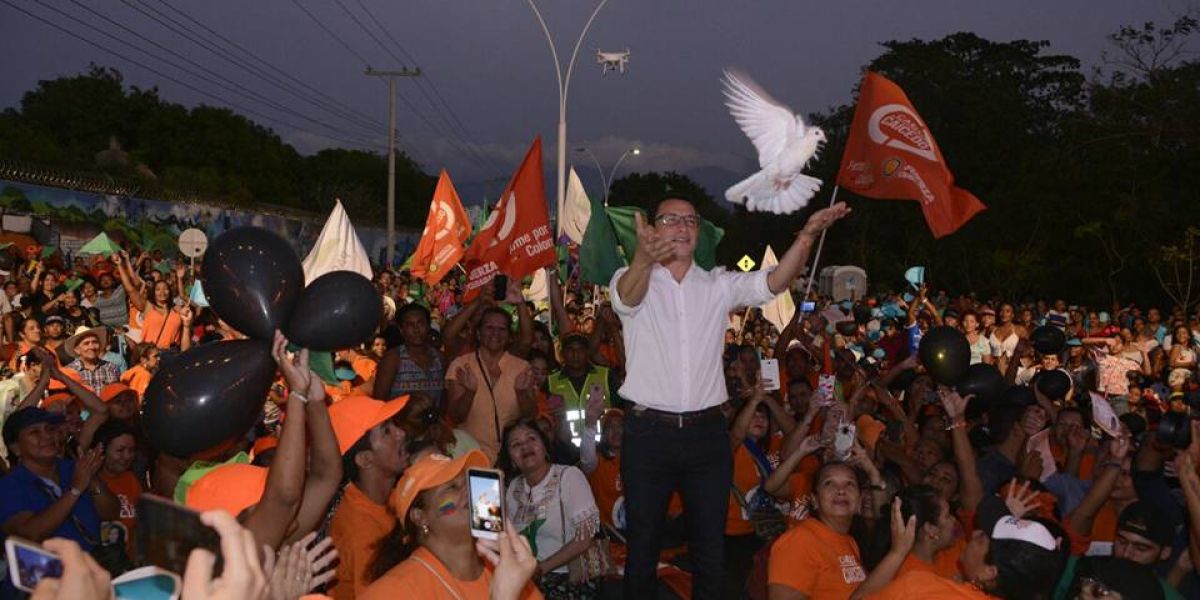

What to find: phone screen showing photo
left=11, top=543, right=63, bottom=592
left=468, top=469, right=503, bottom=539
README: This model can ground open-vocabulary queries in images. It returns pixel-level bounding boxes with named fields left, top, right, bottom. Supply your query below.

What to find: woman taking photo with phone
left=500, top=419, right=604, bottom=600
left=363, top=450, right=542, bottom=600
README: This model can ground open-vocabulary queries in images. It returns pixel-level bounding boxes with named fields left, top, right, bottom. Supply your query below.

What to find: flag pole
left=802, top=185, right=840, bottom=300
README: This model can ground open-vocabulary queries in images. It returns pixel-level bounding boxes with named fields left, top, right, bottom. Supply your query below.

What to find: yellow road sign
left=737, top=255, right=756, bottom=272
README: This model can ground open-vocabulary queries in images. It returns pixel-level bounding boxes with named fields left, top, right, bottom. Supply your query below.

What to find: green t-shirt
left=1053, top=555, right=1183, bottom=600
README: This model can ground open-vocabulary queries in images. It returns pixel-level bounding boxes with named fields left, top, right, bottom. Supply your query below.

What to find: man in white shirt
left=610, top=196, right=849, bottom=599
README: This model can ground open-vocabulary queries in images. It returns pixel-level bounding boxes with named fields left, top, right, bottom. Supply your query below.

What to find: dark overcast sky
left=0, top=0, right=1186, bottom=198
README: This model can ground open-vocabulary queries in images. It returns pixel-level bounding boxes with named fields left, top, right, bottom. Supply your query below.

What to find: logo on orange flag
left=409, top=170, right=471, bottom=284
left=461, top=137, right=556, bottom=301
left=837, top=71, right=985, bottom=238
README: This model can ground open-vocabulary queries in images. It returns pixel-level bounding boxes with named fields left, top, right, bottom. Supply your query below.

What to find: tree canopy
left=0, top=65, right=434, bottom=226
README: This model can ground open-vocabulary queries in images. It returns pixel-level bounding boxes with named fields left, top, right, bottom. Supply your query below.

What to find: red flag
left=409, top=170, right=471, bottom=284
left=837, top=71, right=985, bottom=238
left=461, top=137, right=555, bottom=301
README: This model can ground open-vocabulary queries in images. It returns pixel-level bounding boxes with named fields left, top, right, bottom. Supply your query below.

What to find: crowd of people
left=0, top=195, right=1198, bottom=600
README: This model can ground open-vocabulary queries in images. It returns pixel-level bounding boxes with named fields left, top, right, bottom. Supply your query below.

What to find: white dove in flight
left=722, top=70, right=826, bottom=214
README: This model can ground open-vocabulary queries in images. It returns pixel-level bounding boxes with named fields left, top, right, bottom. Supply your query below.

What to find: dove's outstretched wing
left=722, top=70, right=803, bottom=168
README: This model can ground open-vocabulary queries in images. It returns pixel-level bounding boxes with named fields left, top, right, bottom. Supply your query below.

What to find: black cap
left=1117, top=501, right=1176, bottom=548
left=2, top=407, right=65, bottom=445
left=561, top=332, right=590, bottom=349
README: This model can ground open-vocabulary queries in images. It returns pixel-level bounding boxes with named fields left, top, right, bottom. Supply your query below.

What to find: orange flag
left=461, top=137, right=556, bottom=301
left=409, top=170, right=472, bottom=284
left=837, top=71, right=985, bottom=238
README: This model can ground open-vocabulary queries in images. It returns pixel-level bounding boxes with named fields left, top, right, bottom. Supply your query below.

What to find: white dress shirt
left=610, top=263, right=775, bottom=412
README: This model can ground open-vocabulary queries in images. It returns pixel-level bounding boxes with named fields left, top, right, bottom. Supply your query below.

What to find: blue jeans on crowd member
left=620, top=405, right=731, bottom=600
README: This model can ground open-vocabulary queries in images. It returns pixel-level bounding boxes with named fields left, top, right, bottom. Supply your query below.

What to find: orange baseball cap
left=251, top=435, right=279, bottom=458
left=41, top=392, right=74, bottom=409
left=185, top=463, right=268, bottom=516
left=100, top=383, right=137, bottom=404
left=327, top=394, right=409, bottom=455
left=47, top=368, right=86, bottom=392
left=389, top=450, right=488, bottom=525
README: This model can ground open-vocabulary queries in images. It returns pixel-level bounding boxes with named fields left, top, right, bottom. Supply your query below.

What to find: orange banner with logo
left=461, top=137, right=555, bottom=301
left=837, top=71, right=985, bottom=238
left=409, top=170, right=472, bottom=285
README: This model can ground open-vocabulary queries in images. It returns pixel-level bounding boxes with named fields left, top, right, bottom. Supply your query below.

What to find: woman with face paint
left=362, top=450, right=543, bottom=600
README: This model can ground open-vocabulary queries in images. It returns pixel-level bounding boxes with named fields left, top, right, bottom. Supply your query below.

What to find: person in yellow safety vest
left=546, top=333, right=621, bottom=445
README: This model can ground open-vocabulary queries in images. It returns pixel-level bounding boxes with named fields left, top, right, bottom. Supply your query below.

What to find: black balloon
left=142, top=340, right=276, bottom=457
left=1035, top=368, right=1072, bottom=400
left=1030, top=325, right=1066, bottom=356
left=201, top=227, right=304, bottom=340
left=918, top=326, right=971, bottom=386
left=956, top=363, right=1006, bottom=405
left=286, top=271, right=382, bottom=351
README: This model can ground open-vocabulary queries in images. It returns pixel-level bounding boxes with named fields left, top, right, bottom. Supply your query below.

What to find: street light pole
left=366, top=67, right=420, bottom=267
left=577, top=146, right=638, bottom=205
left=526, top=0, right=611, bottom=236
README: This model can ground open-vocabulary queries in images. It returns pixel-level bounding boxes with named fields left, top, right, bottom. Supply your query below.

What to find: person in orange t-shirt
left=119, top=343, right=159, bottom=399
left=768, top=463, right=868, bottom=600
left=894, top=485, right=963, bottom=580
left=326, top=394, right=410, bottom=600
left=360, top=451, right=543, bottom=600
left=91, top=420, right=142, bottom=557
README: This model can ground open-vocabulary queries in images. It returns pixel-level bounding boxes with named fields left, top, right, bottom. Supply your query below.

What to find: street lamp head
left=575, top=147, right=587, bottom=152
left=631, top=148, right=641, bottom=156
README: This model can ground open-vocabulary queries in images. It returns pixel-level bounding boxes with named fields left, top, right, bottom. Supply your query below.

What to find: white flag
left=760, top=245, right=795, bottom=334
left=523, top=267, right=550, bottom=304
left=302, top=199, right=373, bottom=284
left=562, top=167, right=592, bottom=245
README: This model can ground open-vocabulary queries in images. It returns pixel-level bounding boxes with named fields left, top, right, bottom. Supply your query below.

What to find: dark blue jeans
left=621, top=407, right=731, bottom=600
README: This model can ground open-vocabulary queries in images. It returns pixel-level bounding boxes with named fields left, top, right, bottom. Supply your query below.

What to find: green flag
left=579, top=195, right=625, bottom=286
left=605, top=207, right=725, bottom=271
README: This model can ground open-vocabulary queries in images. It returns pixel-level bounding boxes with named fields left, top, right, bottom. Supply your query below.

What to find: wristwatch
left=68, top=487, right=83, bottom=497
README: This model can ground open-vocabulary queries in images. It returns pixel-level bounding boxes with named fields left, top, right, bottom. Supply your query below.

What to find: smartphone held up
left=468, top=468, right=505, bottom=540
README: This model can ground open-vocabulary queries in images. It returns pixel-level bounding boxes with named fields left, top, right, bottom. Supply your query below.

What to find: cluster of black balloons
left=143, top=227, right=382, bottom=457
left=918, top=324, right=1073, bottom=419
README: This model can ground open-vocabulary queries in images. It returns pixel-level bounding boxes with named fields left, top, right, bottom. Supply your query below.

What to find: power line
left=1, top=0, right=384, bottom=152
left=289, top=0, right=496, bottom=174
left=346, top=0, right=505, bottom=175
left=287, top=0, right=372, bottom=66
left=119, top=0, right=381, bottom=136
left=157, top=0, right=386, bottom=132
left=52, top=0, right=380, bottom=144
left=330, top=0, right=503, bottom=175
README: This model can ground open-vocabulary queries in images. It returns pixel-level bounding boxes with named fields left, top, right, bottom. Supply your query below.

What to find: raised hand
left=888, top=497, right=917, bottom=556
left=182, top=511, right=268, bottom=600
left=632, top=212, right=673, bottom=266
left=271, top=330, right=312, bottom=399
left=456, top=365, right=478, bottom=394
left=31, top=538, right=113, bottom=600
left=799, top=203, right=852, bottom=238
left=504, top=277, right=524, bottom=305
left=514, top=367, right=533, bottom=393
left=938, top=388, right=971, bottom=422
left=71, top=445, right=104, bottom=492
left=476, top=521, right=538, bottom=600
left=1003, top=479, right=1040, bottom=519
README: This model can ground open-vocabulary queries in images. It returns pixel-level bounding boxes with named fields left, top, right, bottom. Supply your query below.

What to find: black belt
left=629, top=403, right=727, bottom=428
